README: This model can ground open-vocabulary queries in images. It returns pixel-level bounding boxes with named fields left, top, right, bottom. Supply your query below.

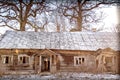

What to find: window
left=2, top=55, right=13, bottom=64
left=18, top=55, right=29, bottom=64
left=74, top=56, right=85, bottom=66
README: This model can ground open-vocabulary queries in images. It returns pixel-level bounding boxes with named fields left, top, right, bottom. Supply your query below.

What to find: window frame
left=74, top=56, right=85, bottom=66
left=18, top=54, right=30, bottom=65
left=2, top=55, right=13, bottom=65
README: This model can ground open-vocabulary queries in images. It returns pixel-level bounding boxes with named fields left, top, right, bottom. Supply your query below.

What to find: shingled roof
left=0, top=31, right=119, bottom=51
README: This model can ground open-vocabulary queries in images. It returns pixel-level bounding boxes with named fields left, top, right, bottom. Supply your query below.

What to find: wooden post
left=39, top=55, right=41, bottom=73
left=29, top=56, right=33, bottom=69
left=50, top=55, right=52, bottom=72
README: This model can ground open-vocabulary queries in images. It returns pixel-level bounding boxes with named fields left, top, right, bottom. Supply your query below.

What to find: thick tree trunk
left=77, top=17, right=82, bottom=31
left=20, top=21, right=26, bottom=31
left=19, top=0, right=33, bottom=31
left=56, top=25, right=60, bottom=32
left=19, top=1, right=25, bottom=31
left=77, top=0, right=82, bottom=31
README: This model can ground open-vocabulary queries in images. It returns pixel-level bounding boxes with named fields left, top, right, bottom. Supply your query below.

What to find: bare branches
left=0, top=0, right=47, bottom=31
left=81, top=0, right=87, bottom=6
left=58, top=0, right=119, bottom=31
left=0, top=14, right=19, bottom=21
left=0, top=0, right=119, bottom=32
left=82, top=1, right=119, bottom=11
left=0, top=1, right=20, bottom=11
left=0, top=23, right=19, bottom=31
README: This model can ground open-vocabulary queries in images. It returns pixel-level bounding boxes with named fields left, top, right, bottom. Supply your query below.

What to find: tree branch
left=0, top=14, right=19, bottom=22
left=0, top=23, right=19, bottom=31
left=82, top=1, right=118, bottom=11
left=0, top=1, right=20, bottom=11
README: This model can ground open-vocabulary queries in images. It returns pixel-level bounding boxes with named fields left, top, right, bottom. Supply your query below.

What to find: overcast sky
left=101, top=6, right=119, bottom=31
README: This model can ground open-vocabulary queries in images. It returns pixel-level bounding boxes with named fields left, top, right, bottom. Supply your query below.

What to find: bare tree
left=58, top=0, right=119, bottom=31
left=0, top=0, right=119, bottom=32
left=27, top=12, right=49, bottom=32
left=0, top=0, right=48, bottom=31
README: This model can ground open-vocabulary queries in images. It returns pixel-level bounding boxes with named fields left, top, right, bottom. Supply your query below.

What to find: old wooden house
left=0, top=31, right=119, bottom=74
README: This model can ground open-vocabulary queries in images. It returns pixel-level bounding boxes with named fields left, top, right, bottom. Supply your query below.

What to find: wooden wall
left=0, top=49, right=119, bottom=74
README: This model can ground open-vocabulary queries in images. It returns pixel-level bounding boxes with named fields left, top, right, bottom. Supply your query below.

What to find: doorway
left=104, top=57, right=113, bottom=72
left=41, top=56, right=50, bottom=72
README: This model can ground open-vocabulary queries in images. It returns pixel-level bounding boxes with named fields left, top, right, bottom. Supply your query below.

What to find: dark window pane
left=23, top=56, right=26, bottom=63
left=5, top=56, right=9, bottom=64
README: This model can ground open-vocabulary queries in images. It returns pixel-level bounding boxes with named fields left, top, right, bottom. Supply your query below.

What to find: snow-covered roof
left=0, top=31, right=119, bottom=51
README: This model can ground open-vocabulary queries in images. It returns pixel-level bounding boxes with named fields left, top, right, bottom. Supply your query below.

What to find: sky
left=103, top=6, right=118, bottom=25
left=0, top=6, right=119, bottom=34
left=100, top=6, right=119, bottom=32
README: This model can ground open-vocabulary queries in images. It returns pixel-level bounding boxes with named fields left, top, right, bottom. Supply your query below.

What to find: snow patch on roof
left=0, top=31, right=119, bottom=51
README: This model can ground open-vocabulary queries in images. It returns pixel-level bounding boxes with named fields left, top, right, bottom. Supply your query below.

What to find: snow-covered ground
left=0, top=72, right=120, bottom=80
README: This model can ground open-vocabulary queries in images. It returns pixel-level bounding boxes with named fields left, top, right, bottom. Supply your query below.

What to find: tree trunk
left=35, top=28, right=38, bottom=32
left=19, top=1, right=25, bottom=31
left=20, top=21, right=26, bottom=31
left=77, top=0, right=82, bottom=31
left=77, top=17, right=82, bottom=31
left=56, top=25, right=60, bottom=32
left=19, top=0, right=33, bottom=31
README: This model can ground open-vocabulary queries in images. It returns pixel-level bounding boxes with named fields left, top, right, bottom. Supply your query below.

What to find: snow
left=0, top=72, right=119, bottom=80
left=0, top=31, right=119, bottom=51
